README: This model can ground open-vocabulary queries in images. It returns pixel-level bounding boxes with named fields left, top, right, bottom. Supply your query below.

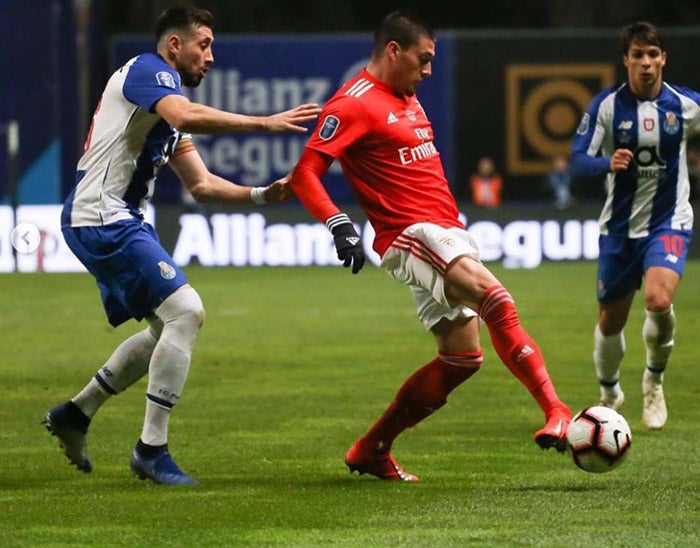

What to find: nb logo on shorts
left=158, top=261, right=176, bottom=280
left=664, top=253, right=679, bottom=264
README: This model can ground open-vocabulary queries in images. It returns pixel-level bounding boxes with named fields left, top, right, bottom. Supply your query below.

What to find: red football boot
left=534, top=404, right=571, bottom=453
left=344, top=440, right=419, bottom=482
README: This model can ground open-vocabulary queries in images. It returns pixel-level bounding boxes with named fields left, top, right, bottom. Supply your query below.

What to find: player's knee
left=179, top=292, right=205, bottom=332
left=597, top=311, right=627, bottom=336
left=598, top=322, right=623, bottom=337
left=444, top=258, right=497, bottom=308
left=157, top=286, right=205, bottom=332
left=439, top=351, right=483, bottom=382
left=644, top=293, right=673, bottom=313
left=183, top=292, right=205, bottom=327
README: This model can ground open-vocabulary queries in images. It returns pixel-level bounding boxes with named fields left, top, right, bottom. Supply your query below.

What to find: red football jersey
left=305, top=69, right=463, bottom=255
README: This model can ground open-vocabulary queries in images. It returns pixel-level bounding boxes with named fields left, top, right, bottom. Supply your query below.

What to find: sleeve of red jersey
left=290, top=148, right=340, bottom=223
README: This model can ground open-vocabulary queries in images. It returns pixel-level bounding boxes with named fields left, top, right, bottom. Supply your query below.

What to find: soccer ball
left=566, top=406, right=632, bottom=473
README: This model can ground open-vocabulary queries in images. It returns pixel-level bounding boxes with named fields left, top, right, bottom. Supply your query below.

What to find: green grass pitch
left=1, top=261, right=698, bottom=545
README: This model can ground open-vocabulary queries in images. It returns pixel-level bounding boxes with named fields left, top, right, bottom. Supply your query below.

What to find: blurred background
left=101, top=0, right=700, bottom=33
left=2, top=0, right=700, bottom=271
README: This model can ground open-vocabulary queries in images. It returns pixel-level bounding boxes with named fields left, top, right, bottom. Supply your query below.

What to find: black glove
left=325, top=213, right=365, bottom=274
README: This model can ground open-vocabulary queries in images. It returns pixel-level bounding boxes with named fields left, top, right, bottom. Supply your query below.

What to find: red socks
left=356, top=284, right=564, bottom=453
left=478, top=284, right=564, bottom=415
left=359, top=352, right=482, bottom=452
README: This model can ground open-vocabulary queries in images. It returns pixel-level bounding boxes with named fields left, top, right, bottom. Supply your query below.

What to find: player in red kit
left=290, top=11, right=571, bottom=481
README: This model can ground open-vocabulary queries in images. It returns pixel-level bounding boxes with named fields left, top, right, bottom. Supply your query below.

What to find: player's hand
left=264, top=174, right=296, bottom=203
left=610, top=148, right=634, bottom=172
left=265, top=103, right=322, bottom=133
left=325, top=213, right=365, bottom=274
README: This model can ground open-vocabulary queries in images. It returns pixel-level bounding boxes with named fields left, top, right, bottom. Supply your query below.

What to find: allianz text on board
left=0, top=206, right=599, bottom=273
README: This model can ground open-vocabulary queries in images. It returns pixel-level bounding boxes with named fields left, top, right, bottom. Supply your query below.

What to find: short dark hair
left=372, top=11, right=434, bottom=57
left=620, top=21, right=664, bottom=55
left=155, top=6, right=213, bottom=42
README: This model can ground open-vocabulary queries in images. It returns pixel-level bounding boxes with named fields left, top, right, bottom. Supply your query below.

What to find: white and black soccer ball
left=566, top=406, right=632, bottom=473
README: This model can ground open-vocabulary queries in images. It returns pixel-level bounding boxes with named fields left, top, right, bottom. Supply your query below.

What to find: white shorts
left=380, top=223, right=481, bottom=330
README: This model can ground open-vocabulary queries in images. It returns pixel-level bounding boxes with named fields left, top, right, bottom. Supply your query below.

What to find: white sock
left=72, top=378, right=110, bottom=419
left=141, top=286, right=204, bottom=445
left=73, top=321, right=162, bottom=418
left=643, top=367, right=664, bottom=386
left=642, top=305, right=675, bottom=377
left=140, top=400, right=171, bottom=446
left=593, top=324, right=625, bottom=397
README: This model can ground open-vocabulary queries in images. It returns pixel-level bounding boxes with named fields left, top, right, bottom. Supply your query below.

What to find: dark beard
left=181, top=72, right=203, bottom=87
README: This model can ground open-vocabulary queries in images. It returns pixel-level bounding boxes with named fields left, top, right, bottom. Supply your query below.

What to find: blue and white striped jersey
left=571, top=82, right=698, bottom=237
left=62, top=53, right=189, bottom=227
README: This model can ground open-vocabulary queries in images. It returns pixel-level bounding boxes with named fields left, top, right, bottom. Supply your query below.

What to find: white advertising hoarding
left=0, top=205, right=599, bottom=273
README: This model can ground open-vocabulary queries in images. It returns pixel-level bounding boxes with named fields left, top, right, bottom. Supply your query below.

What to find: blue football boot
left=130, top=445, right=198, bottom=486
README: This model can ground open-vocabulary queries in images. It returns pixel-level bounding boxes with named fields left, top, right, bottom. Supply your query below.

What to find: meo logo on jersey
left=156, top=71, right=176, bottom=89
left=319, top=115, right=339, bottom=140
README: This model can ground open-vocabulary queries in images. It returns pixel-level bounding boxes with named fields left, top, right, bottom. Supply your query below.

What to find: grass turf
left=0, top=261, right=698, bottom=545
